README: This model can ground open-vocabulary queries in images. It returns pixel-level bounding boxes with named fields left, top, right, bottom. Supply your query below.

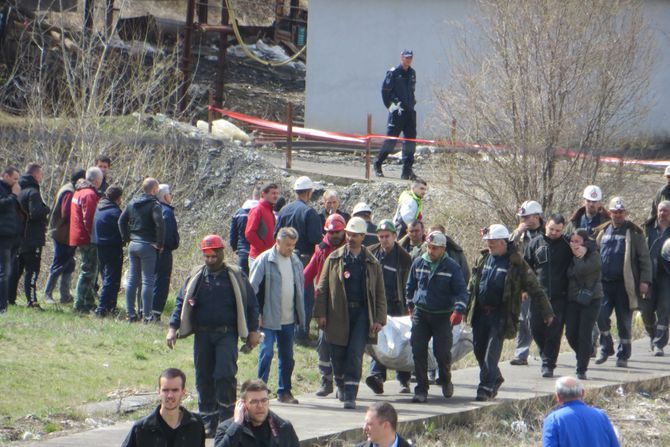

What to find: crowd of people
left=0, top=155, right=180, bottom=322
left=3, top=154, right=667, bottom=445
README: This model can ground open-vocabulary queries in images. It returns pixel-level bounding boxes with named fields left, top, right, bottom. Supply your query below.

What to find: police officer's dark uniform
left=374, top=50, right=417, bottom=180
left=168, top=236, right=259, bottom=436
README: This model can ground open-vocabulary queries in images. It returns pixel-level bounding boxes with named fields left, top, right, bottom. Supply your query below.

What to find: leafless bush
left=435, top=0, right=656, bottom=224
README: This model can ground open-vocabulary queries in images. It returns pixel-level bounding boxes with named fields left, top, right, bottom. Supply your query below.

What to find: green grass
left=0, top=301, right=322, bottom=440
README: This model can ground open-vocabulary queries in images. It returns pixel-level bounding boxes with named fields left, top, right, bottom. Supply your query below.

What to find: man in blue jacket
left=542, top=376, right=619, bottom=446
left=152, top=184, right=180, bottom=321
left=406, top=231, right=468, bottom=403
left=229, top=191, right=259, bottom=276
left=92, top=185, right=123, bottom=317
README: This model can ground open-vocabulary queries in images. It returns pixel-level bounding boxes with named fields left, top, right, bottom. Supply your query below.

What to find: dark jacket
left=274, top=199, right=322, bottom=257
left=355, top=434, right=411, bottom=447
left=565, top=206, right=610, bottom=236
left=230, top=200, right=257, bottom=254
left=381, top=64, right=416, bottom=110
left=119, top=193, right=165, bottom=248
left=467, top=244, right=554, bottom=339
left=406, top=253, right=469, bottom=314
left=48, top=182, right=75, bottom=245
left=0, top=180, right=22, bottom=247
left=314, top=246, right=387, bottom=346
left=91, top=198, right=122, bottom=246
left=17, top=174, right=50, bottom=248
left=369, top=241, right=412, bottom=309
left=161, top=202, right=180, bottom=251
left=121, top=405, right=205, bottom=447
left=363, top=221, right=378, bottom=247
left=524, top=234, right=572, bottom=302
left=567, top=240, right=604, bottom=303
left=214, top=411, right=299, bottom=447
left=645, top=220, right=670, bottom=282
left=594, top=220, right=652, bottom=310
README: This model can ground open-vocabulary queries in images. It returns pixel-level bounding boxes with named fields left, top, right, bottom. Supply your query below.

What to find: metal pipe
left=286, top=103, right=293, bottom=169
left=365, top=113, right=372, bottom=180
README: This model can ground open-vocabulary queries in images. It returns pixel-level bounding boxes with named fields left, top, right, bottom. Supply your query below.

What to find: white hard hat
left=352, top=202, right=372, bottom=215
left=608, top=197, right=626, bottom=211
left=582, top=185, right=602, bottom=201
left=482, top=224, right=510, bottom=240
left=662, top=239, right=670, bottom=262
left=293, top=176, right=314, bottom=191
left=665, top=165, right=670, bottom=177
left=517, top=200, right=543, bottom=217
left=345, top=216, right=368, bottom=234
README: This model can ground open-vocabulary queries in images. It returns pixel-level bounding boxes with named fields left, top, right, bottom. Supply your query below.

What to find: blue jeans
left=258, top=323, right=296, bottom=394
left=96, top=244, right=123, bottom=315
left=330, top=307, right=369, bottom=400
left=152, top=249, right=173, bottom=316
left=472, top=309, right=505, bottom=397
left=0, top=247, right=12, bottom=311
left=125, top=241, right=158, bottom=319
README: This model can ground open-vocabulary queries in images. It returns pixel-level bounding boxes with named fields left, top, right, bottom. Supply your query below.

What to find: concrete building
left=305, top=0, right=670, bottom=141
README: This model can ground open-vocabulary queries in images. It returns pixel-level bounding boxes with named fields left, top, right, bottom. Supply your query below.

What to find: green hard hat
left=376, top=219, right=396, bottom=233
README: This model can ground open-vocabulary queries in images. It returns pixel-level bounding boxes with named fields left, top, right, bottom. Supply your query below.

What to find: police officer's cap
left=401, top=49, right=413, bottom=58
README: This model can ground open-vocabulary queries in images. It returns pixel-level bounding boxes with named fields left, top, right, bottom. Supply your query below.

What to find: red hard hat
left=324, top=213, right=346, bottom=232
left=200, top=234, right=225, bottom=252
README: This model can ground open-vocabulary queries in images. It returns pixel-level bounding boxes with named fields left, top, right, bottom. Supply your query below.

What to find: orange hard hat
left=324, top=213, right=346, bottom=232
left=200, top=234, right=225, bottom=252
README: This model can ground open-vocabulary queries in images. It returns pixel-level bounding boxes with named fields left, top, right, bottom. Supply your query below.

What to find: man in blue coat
left=542, top=376, right=619, bottom=446
left=406, top=231, right=468, bottom=403
left=92, top=185, right=123, bottom=317
left=152, top=184, right=180, bottom=321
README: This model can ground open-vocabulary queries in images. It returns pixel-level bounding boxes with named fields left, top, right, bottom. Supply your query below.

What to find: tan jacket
left=314, top=246, right=387, bottom=346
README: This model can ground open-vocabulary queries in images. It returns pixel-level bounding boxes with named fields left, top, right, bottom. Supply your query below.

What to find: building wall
left=305, top=0, right=670, bottom=140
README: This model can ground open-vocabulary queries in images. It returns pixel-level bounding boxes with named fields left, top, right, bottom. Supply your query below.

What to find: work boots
left=373, top=161, right=384, bottom=177
left=315, top=378, right=333, bottom=397
left=342, top=385, right=358, bottom=409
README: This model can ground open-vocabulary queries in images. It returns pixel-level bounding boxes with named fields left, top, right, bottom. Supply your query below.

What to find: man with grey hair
left=70, top=167, right=103, bottom=313
left=643, top=200, right=670, bottom=356
left=249, top=227, right=306, bottom=404
left=152, top=184, right=179, bottom=321
left=119, top=177, right=165, bottom=323
left=319, top=189, right=350, bottom=231
left=542, top=376, right=619, bottom=446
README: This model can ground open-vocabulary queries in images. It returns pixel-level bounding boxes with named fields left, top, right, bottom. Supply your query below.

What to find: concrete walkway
left=22, top=338, right=670, bottom=446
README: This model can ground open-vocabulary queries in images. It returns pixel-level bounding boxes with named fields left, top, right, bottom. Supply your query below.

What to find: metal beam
left=178, top=0, right=196, bottom=114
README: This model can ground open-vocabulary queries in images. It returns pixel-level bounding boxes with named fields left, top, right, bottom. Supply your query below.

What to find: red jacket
left=304, top=234, right=343, bottom=288
left=69, top=182, right=100, bottom=246
left=244, top=199, right=275, bottom=259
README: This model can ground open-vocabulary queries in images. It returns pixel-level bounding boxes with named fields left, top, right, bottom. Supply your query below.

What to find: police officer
left=365, top=219, right=412, bottom=395
left=406, top=231, right=468, bottom=403
left=374, top=49, right=417, bottom=180
left=594, top=197, right=651, bottom=367
left=314, top=217, right=386, bottom=409
left=643, top=200, right=670, bottom=356
left=467, top=224, right=553, bottom=401
left=166, top=235, right=261, bottom=437
left=525, top=214, right=573, bottom=378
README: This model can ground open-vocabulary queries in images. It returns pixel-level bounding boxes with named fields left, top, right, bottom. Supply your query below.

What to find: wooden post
left=365, top=113, right=372, bottom=180
left=213, top=1, right=229, bottom=109
left=208, top=91, right=214, bottom=134
left=178, top=0, right=196, bottom=114
left=286, top=103, right=293, bottom=169
left=451, top=118, right=457, bottom=144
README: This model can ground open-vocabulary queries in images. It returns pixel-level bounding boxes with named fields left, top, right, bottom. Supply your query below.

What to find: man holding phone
left=215, top=379, right=299, bottom=446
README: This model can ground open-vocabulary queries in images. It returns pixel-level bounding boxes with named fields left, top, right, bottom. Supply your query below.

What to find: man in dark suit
left=355, top=402, right=410, bottom=447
